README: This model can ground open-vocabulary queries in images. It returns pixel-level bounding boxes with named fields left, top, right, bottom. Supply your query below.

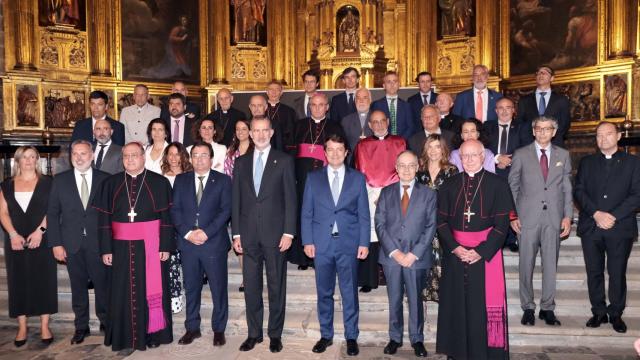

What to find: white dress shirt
left=74, top=168, right=93, bottom=199
left=170, top=115, right=187, bottom=143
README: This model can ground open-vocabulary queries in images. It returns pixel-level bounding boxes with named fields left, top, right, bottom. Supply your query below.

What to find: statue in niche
left=232, top=0, right=267, bottom=44
left=439, top=0, right=474, bottom=37
left=337, top=7, right=359, bottom=53
left=605, top=74, right=627, bottom=118
left=17, top=86, right=39, bottom=127
left=46, top=0, right=81, bottom=26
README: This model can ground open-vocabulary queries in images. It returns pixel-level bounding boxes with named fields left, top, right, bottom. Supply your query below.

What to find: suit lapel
left=71, top=171, right=85, bottom=211
left=86, top=169, right=101, bottom=207
left=546, top=145, right=561, bottom=182
left=545, top=92, right=558, bottom=114
left=529, top=143, right=545, bottom=184
left=257, top=150, right=277, bottom=198
left=199, top=170, right=217, bottom=206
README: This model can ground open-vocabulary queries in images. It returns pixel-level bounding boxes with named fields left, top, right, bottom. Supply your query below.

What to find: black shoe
left=312, top=338, right=333, bottom=353
left=87, top=280, right=94, bottom=289
left=213, top=332, right=226, bottom=346
left=412, top=342, right=428, bottom=357
left=239, top=285, right=244, bottom=292
left=586, top=314, right=608, bottom=328
left=71, top=328, right=91, bottom=345
left=99, top=323, right=106, bottom=333
left=346, top=339, right=359, bottom=356
left=178, top=330, right=201, bottom=345
left=41, top=336, right=54, bottom=346
left=298, top=265, right=309, bottom=270
left=611, top=316, right=627, bottom=333
left=14, top=339, right=26, bottom=347
left=508, top=243, right=519, bottom=252
left=147, top=339, right=160, bottom=348
left=239, top=337, right=263, bottom=351
left=269, top=337, right=283, bottom=353
left=539, top=310, right=561, bottom=326
left=383, top=340, right=401, bottom=354
left=521, top=309, right=535, bottom=326
left=359, top=286, right=372, bottom=293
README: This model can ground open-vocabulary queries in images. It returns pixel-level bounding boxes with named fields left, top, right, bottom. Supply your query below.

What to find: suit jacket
left=171, top=170, right=232, bottom=253
left=452, top=88, right=503, bottom=122
left=161, top=102, right=200, bottom=147
left=232, top=148, right=297, bottom=246
left=341, top=111, right=373, bottom=155
left=375, top=181, right=437, bottom=269
left=71, top=117, right=125, bottom=146
left=94, top=142, right=123, bottom=175
left=301, top=167, right=370, bottom=256
left=407, top=128, right=454, bottom=155
left=485, top=120, right=523, bottom=177
left=204, top=107, right=247, bottom=147
left=516, top=91, right=571, bottom=147
left=47, top=168, right=109, bottom=254
left=329, top=91, right=357, bottom=123
left=574, top=151, right=640, bottom=239
left=509, top=143, right=573, bottom=228
left=293, top=94, right=312, bottom=120
left=120, top=103, right=162, bottom=144
left=440, top=113, right=464, bottom=132
left=371, top=97, right=415, bottom=140
left=407, top=90, right=438, bottom=131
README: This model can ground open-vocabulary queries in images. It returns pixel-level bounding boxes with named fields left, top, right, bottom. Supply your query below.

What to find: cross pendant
left=128, top=208, right=137, bottom=223
left=464, top=207, right=475, bottom=222
left=310, top=145, right=315, bottom=153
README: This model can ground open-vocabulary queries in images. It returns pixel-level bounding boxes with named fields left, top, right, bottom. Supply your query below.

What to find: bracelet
left=8, top=232, right=18, bottom=239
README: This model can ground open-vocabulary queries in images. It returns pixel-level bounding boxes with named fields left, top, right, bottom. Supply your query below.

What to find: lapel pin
left=274, top=160, right=277, bottom=164
left=555, top=161, right=563, bottom=167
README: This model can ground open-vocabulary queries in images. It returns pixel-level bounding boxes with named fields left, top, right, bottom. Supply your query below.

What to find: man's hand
left=593, top=211, right=615, bottom=230
left=496, top=154, right=512, bottom=169
left=560, top=217, right=571, bottom=237
left=160, top=252, right=170, bottom=261
left=465, top=249, right=482, bottom=264
left=392, top=251, right=406, bottom=265
left=52, top=246, right=67, bottom=262
left=510, top=219, right=522, bottom=234
left=452, top=246, right=468, bottom=260
left=233, top=237, right=243, bottom=254
left=400, top=252, right=418, bottom=268
left=279, top=235, right=292, bottom=252
left=102, top=254, right=113, bottom=266
left=357, top=246, right=369, bottom=259
left=188, top=229, right=207, bottom=245
left=304, top=244, right=315, bottom=258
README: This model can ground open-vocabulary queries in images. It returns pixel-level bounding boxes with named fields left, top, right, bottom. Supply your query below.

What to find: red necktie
left=540, top=148, right=549, bottom=181
left=401, top=185, right=410, bottom=216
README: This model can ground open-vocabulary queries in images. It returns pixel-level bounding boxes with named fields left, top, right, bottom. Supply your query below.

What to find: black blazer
left=231, top=149, right=297, bottom=246
left=440, top=113, right=464, bottom=132
left=407, top=128, right=454, bottom=155
left=161, top=102, right=201, bottom=147
left=47, top=168, right=110, bottom=254
left=574, top=151, right=640, bottom=239
left=71, top=117, right=125, bottom=146
left=485, top=120, right=523, bottom=178
left=407, top=90, right=438, bottom=131
left=516, top=91, right=570, bottom=147
left=329, top=92, right=357, bottom=124
left=204, top=107, right=247, bottom=147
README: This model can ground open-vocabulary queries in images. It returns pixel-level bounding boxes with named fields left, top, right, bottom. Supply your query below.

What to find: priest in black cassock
left=436, top=139, right=512, bottom=360
left=289, top=93, right=346, bottom=269
left=94, top=142, right=174, bottom=352
left=204, top=88, right=247, bottom=147
left=266, top=80, right=298, bottom=153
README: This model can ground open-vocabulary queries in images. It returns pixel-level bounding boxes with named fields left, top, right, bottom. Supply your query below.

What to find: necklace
left=307, top=118, right=327, bottom=153
left=462, top=171, right=485, bottom=223
left=124, top=169, right=147, bottom=222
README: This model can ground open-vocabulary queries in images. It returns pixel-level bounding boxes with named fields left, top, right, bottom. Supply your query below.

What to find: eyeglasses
left=123, top=154, right=143, bottom=160
left=459, top=153, right=482, bottom=160
left=397, top=164, right=418, bottom=170
left=534, top=126, right=555, bottom=133
left=191, top=153, right=211, bottom=159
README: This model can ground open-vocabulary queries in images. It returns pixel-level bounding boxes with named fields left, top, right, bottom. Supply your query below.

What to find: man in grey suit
left=93, top=119, right=123, bottom=174
left=376, top=150, right=436, bottom=357
left=120, top=84, right=161, bottom=144
left=341, top=87, right=373, bottom=157
left=509, top=116, right=573, bottom=327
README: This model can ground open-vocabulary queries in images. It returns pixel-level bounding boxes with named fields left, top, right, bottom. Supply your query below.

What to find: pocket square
left=555, top=161, right=563, bottom=167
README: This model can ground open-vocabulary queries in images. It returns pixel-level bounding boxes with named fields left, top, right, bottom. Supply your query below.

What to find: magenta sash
left=452, top=228, right=507, bottom=350
left=297, top=143, right=327, bottom=165
left=113, top=220, right=166, bottom=333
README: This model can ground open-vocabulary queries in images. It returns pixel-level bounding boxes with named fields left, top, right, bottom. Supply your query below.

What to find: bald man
left=204, top=88, right=247, bottom=147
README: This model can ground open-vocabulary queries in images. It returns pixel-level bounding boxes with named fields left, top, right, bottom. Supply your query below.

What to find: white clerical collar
left=602, top=150, right=616, bottom=159
left=465, top=169, right=482, bottom=177
left=220, top=107, right=230, bottom=113
left=126, top=169, right=145, bottom=178
left=311, top=117, right=325, bottom=123
left=268, top=101, right=279, bottom=107
left=375, top=132, right=388, bottom=140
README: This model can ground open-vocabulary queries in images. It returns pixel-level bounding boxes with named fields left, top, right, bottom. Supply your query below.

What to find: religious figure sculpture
left=439, top=0, right=474, bottom=37
left=605, top=75, right=627, bottom=118
left=338, top=9, right=359, bottom=53
left=45, top=0, right=81, bottom=26
left=233, top=0, right=266, bottom=44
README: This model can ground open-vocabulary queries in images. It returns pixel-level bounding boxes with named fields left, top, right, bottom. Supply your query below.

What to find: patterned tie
left=80, top=173, right=89, bottom=210
left=423, top=94, right=428, bottom=105
left=196, top=175, right=204, bottom=205
left=475, top=90, right=484, bottom=122
left=540, top=148, right=549, bottom=182
left=499, top=124, right=509, bottom=154
left=389, top=98, right=397, bottom=135
left=95, top=144, right=105, bottom=169
left=173, top=119, right=180, bottom=142
left=331, top=170, right=340, bottom=233
left=254, top=152, right=264, bottom=194
left=538, top=92, right=547, bottom=116
left=401, top=184, right=410, bottom=216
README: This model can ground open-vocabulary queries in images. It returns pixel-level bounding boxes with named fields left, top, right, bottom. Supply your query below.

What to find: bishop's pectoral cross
left=464, top=207, right=475, bottom=223
left=128, top=208, right=137, bottom=223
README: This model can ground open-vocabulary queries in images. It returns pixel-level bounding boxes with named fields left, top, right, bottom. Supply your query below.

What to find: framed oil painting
left=230, top=0, right=267, bottom=46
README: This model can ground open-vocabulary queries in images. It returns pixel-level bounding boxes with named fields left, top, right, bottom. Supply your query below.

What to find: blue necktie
left=538, top=92, right=547, bottom=116
left=254, top=152, right=264, bottom=195
left=331, top=170, right=339, bottom=233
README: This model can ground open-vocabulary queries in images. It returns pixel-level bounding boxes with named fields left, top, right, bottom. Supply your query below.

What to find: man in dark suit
left=329, top=67, right=359, bottom=123
left=407, top=72, right=438, bottom=130
left=232, top=116, right=297, bottom=353
left=293, top=70, right=320, bottom=120
left=376, top=150, right=436, bottom=357
left=71, top=90, right=125, bottom=146
left=164, top=93, right=196, bottom=147
left=160, top=80, right=201, bottom=131
left=452, top=64, right=503, bottom=123
left=48, top=139, right=110, bottom=345
left=408, top=104, right=454, bottom=155
left=341, top=87, right=373, bottom=159
left=371, top=71, right=415, bottom=140
left=574, top=122, right=640, bottom=334
left=436, top=93, right=464, bottom=133
left=301, top=134, right=370, bottom=356
left=516, top=66, right=571, bottom=147
left=204, top=88, right=247, bottom=147
left=92, top=119, right=123, bottom=174
left=171, top=142, right=232, bottom=346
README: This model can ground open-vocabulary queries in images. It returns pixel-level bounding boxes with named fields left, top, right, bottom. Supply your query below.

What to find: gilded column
left=269, top=0, right=289, bottom=84
left=210, top=0, right=228, bottom=84
left=89, top=0, right=113, bottom=76
left=395, top=2, right=408, bottom=81
left=608, top=0, right=636, bottom=57
left=12, top=0, right=37, bottom=71
left=414, top=0, right=437, bottom=77
left=476, top=0, right=498, bottom=73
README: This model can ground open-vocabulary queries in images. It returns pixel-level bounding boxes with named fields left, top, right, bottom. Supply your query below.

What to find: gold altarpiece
left=1, top=0, right=639, bottom=143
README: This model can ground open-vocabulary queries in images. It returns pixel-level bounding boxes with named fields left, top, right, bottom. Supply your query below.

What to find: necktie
left=196, top=175, right=204, bottom=205
left=173, top=119, right=180, bottom=142
left=331, top=170, right=340, bottom=233
left=80, top=173, right=89, bottom=210
left=423, top=94, right=428, bottom=105
left=401, top=184, right=410, bottom=216
left=306, top=98, right=311, bottom=117
left=389, top=98, right=397, bottom=135
left=254, top=152, right=264, bottom=194
left=475, top=90, right=484, bottom=122
left=348, top=93, right=354, bottom=107
left=538, top=91, right=547, bottom=116
left=540, top=148, right=549, bottom=181
left=95, top=144, right=105, bottom=169
left=499, top=124, right=509, bottom=154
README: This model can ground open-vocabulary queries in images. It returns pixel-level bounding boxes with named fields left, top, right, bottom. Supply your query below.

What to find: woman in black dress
left=415, top=134, right=458, bottom=302
left=0, top=146, right=57, bottom=347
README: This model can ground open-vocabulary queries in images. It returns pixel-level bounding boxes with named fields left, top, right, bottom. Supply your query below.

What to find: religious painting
left=121, top=0, right=200, bottom=83
left=16, top=85, right=40, bottom=127
left=336, top=6, right=360, bottom=54
left=38, top=0, right=86, bottom=30
left=44, top=88, right=85, bottom=128
left=437, top=0, right=475, bottom=39
left=230, top=0, right=267, bottom=46
left=604, top=74, right=627, bottom=118
left=510, top=0, right=597, bottom=76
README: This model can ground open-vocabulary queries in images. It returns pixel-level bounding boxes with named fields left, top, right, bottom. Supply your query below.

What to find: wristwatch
left=39, top=226, right=47, bottom=234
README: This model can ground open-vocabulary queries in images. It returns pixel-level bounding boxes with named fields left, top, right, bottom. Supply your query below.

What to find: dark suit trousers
left=314, top=239, right=360, bottom=340
left=66, top=247, right=108, bottom=331
left=182, top=247, right=228, bottom=332
left=242, top=243, right=287, bottom=338
left=581, top=234, right=633, bottom=317
left=382, top=263, right=426, bottom=344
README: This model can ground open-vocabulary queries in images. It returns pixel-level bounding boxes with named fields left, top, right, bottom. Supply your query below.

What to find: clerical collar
left=601, top=151, right=617, bottom=159
left=440, top=113, right=448, bottom=119
left=311, top=116, right=325, bottom=123
left=465, top=168, right=483, bottom=177
left=126, top=169, right=146, bottom=178
left=374, top=132, right=388, bottom=140
left=268, top=101, right=279, bottom=107
left=220, top=107, right=230, bottom=113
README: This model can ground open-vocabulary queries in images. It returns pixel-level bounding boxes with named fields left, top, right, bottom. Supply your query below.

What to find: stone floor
left=0, top=325, right=637, bottom=360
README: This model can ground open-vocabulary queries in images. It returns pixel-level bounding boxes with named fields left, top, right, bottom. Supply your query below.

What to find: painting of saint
left=16, top=85, right=39, bottom=127
left=438, top=0, right=475, bottom=38
left=230, top=0, right=267, bottom=46
left=38, top=0, right=86, bottom=30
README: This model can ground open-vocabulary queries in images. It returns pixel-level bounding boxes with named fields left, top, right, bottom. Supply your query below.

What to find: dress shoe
left=383, top=340, right=401, bottom=354
left=298, top=265, right=309, bottom=270
left=412, top=342, right=428, bottom=357
left=269, top=337, right=283, bottom=353
left=611, top=316, right=627, bottom=333
left=346, top=339, right=359, bottom=356
left=238, top=337, right=263, bottom=351
left=71, top=328, right=91, bottom=345
left=586, top=314, right=608, bottom=328
left=521, top=309, right=535, bottom=326
left=359, top=286, right=372, bottom=293
left=508, top=243, right=519, bottom=252
left=41, top=336, right=54, bottom=346
left=312, top=338, right=333, bottom=353
left=178, top=330, right=201, bottom=345
left=239, top=284, right=244, bottom=292
left=539, top=310, right=561, bottom=326
left=99, top=323, right=106, bottom=333
left=147, top=339, right=160, bottom=348
left=213, top=332, right=226, bottom=346
left=14, top=339, right=27, bottom=347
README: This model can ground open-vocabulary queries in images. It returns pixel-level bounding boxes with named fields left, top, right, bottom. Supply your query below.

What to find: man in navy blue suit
left=71, top=90, right=125, bottom=146
left=407, top=72, right=438, bottom=130
left=301, top=134, right=370, bottom=357
left=329, top=67, right=359, bottom=123
left=452, top=64, right=503, bottom=123
left=170, top=141, right=232, bottom=347
left=371, top=71, right=415, bottom=140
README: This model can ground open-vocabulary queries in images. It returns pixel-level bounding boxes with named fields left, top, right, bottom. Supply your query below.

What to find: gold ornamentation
left=40, top=34, right=59, bottom=66
left=69, top=38, right=86, bottom=67
left=229, top=44, right=268, bottom=82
